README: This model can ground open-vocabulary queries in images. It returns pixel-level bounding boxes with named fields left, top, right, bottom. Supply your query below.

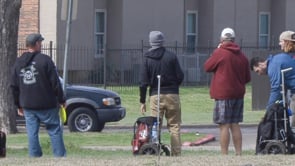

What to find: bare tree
left=0, top=0, right=22, bottom=133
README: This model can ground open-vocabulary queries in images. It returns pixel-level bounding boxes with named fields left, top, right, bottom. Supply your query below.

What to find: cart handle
left=281, top=67, right=293, bottom=73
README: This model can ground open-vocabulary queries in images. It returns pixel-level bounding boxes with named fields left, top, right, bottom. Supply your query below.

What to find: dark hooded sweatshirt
left=139, top=47, right=184, bottom=103
left=10, top=51, right=65, bottom=110
left=204, top=42, right=251, bottom=99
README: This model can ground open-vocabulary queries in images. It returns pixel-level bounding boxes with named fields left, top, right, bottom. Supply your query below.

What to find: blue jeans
left=24, top=107, right=66, bottom=157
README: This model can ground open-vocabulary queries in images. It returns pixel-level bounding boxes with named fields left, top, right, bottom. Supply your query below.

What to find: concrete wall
left=211, top=0, right=259, bottom=47
left=50, top=0, right=295, bottom=74
left=198, top=0, right=213, bottom=47
left=236, top=0, right=258, bottom=47
left=57, top=0, right=99, bottom=47
left=121, top=0, right=185, bottom=48
left=22, top=0, right=295, bottom=49
left=40, top=0, right=57, bottom=44
left=56, top=0, right=107, bottom=70
left=270, top=0, right=286, bottom=45
left=106, top=0, right=123, bottom=49
left=53, top=0, right=294, bottom=50
left=285, top=0, right=295, bottom=30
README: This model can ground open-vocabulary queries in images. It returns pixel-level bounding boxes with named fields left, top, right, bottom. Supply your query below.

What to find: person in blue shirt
left=250, top=30, right=295, bottom=126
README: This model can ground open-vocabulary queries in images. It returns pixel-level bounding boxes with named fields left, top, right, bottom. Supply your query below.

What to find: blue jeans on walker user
left=24, top=107, right=66, bottom=157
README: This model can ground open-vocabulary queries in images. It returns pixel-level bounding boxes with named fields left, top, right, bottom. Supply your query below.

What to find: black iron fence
left=17, top=43, right=280, bottom=88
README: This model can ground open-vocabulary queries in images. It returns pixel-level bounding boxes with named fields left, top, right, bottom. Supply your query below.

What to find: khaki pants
left=150, top=94, right=181, bottom=156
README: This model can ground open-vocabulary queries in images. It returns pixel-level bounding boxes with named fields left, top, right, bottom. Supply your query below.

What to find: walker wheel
left=161, top=144, right=171, bottom=156
left=263, top=141, right=286, bottom=154
left=138, top=143, right=159, bottom=155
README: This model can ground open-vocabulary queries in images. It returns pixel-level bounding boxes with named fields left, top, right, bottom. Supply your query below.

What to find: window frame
left=94, top=9, right=107, bottom=57
left=186, top=10, right=198, bottom=53
left=258, top=12, right=270, bottom=48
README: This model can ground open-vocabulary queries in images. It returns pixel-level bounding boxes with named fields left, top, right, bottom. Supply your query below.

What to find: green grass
left=108, top=85, right=265, bottom=126
left=7, top=131, right=201, bottom=147
left=6, top=131, right=204, bottom=157
left=6, top=85, right=264, bottom=158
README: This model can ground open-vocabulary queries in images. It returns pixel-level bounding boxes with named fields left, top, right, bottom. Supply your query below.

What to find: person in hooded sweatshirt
left=10, top=33, right=66, bottom=157
left=204, top=28, right=251, bottom=155
left=139, top=31, right=184, bottom=156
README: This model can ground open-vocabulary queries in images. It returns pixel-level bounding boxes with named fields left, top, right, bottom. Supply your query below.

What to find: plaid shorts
left=213, top=99, right=244, bottom=124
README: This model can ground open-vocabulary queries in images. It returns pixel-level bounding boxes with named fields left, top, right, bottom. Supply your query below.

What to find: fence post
left=175, top=41, right=178, bottom=54
left=49, top=41, right=53, bottom=58
left=206, top=40, right=211, bottom=87
left=120, top=49, right=123, bottom=86
left=141, top=40, right=144, bottom=56
left=103, top=44, right=107, bottom=89
left=240, top=38, right=243, bottom=50
left=138, top=40, right=147, bottom=88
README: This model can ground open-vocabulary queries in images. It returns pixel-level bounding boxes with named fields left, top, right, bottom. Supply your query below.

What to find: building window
left=259, top=12, right=270, bottom=48
left=95, top=9, right=106, bottom=56
left=186, top=11, right=198, bottom=53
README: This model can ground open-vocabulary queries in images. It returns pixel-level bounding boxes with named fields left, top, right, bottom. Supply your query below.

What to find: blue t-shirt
left=266, top=53, right=295, bottom=109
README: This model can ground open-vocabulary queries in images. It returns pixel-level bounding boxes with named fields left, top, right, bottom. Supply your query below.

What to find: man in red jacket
left=204, top=28, right=251, bottom=155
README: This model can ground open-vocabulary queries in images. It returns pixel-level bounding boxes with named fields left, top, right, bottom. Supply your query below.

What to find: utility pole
left=62, top=0, right=73, bottom=95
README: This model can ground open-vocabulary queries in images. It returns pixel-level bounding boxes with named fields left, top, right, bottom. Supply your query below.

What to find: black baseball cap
left=25, top=33, right=44, bottom=47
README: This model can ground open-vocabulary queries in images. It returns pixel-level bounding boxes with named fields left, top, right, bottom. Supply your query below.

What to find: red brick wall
left=18, top=0, right=40, bottom=44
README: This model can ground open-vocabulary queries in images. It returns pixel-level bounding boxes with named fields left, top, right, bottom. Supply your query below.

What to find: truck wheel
left=68, top=107, right=98, bottom=132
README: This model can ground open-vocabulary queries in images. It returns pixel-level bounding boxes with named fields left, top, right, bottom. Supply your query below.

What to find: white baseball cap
left=279, top=30, right=295, bottom=42
left=221, top=27, right=235, bottom=40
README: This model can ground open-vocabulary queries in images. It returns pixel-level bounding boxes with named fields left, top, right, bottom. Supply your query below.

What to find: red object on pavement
left=182, top=134, right=215, bottom=146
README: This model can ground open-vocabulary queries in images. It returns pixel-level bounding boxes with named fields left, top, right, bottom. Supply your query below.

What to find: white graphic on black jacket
left=19, top=62, right=38, bottom=85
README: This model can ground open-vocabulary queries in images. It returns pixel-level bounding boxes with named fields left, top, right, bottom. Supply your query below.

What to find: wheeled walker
left=256, top=68, right=295, bottom=154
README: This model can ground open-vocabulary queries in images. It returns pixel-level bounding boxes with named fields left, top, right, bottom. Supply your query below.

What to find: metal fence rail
left=17, top=43, right=280, bottom=88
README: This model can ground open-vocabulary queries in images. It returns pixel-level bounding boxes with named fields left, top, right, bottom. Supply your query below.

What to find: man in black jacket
left=10, top=33, right=66, bottom=157
left=139, top=31, right=184, bottom=156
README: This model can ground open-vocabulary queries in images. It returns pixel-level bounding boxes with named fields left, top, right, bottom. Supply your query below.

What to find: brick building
left=18, top=0, right=39, bottom=44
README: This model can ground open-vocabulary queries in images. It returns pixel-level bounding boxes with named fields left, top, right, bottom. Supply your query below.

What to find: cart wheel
left=263, top=142, right=286, bottom=154
left=138, top=143, right=159, bottom=155
left=161, top=144, right=171, bottom=156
